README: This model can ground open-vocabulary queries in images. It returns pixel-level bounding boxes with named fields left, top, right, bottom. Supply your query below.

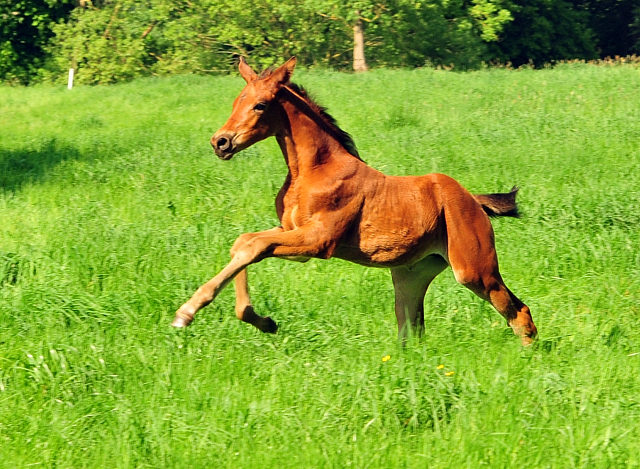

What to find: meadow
left=0, top=63, right=639, bottom=468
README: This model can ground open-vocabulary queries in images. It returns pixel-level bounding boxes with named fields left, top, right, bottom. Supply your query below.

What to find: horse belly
left=336, top=217, right=443, bottom=267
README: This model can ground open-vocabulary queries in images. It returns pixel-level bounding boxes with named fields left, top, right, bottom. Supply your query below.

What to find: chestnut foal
left=171, top=57, right=537, bottom=345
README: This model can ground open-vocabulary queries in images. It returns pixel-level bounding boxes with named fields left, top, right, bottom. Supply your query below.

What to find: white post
left=68, top=68, right=74, bottom=90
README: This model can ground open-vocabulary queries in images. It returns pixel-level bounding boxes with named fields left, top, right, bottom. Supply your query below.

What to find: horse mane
left=257, top=68, right=361, bottom=159
left=284, top=82, right=361, bottom=159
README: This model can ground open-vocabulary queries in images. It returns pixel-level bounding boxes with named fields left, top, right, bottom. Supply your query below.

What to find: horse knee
left=230, top=233, right=254, bottom=257
left=233, top=237, right=272, bottom=266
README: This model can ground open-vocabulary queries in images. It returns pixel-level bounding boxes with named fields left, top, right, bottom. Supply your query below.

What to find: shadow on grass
left=0, top=140, right=82, bottom=193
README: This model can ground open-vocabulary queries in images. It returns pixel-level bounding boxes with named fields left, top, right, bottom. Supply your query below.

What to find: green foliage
left=489, top=0, right=597, bottom=66
left=569, top=0, right=639, bottom=57
left=1, top=65, right=640, bottom=467
left=186, top=0, right=349, bottom=71
left=45, top=1, right=158, bottom=84
left=635, top=5, right=640, bottom=53
left=45, top=0, right=350, bottom=84
left=469, top=0, right=514, bottom=42
left=341, top=0, right=512, bottom=69
left=0, top=0, right=73, bottom=84
left=3, top=0, right=640, bottom=84
left=42, top=0, right=512, bottom=84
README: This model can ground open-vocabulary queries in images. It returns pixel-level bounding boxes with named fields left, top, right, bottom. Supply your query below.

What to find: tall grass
left=0, top=64, right=639, bottom=468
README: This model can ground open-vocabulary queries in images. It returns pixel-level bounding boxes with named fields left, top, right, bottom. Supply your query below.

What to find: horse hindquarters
left=441, top=181, right=537, bottom=344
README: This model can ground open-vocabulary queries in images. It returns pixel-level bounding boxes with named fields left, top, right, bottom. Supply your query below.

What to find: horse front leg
left=171, top=228, right=283, bottom=329
left=171, top=224, right=332, bottom=328
left=232, top=229, right=310, bottom=332
left=231, top=268, right=278, bottom=333
left=230, top=228, right=284, bottom=333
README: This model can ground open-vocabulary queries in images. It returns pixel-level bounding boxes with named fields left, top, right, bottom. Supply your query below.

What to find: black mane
left=285, top=82, right=361, bottom=159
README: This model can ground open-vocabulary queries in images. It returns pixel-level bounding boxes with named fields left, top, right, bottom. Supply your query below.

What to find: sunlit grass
left=1, top=64, right=639, bottom=468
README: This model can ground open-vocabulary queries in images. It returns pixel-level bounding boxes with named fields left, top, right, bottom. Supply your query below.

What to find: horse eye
left=254, top=103, right=267, bottom=112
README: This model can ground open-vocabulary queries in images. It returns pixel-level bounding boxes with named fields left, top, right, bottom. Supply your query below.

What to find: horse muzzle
left=211, top=132, right=236, bottom=160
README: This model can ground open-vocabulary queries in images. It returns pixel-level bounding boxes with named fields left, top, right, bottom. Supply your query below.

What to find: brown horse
left=171, top=57, right=537, bottom=345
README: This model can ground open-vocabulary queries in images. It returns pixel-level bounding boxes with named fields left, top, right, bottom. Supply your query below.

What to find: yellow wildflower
left=437, top=364, right=445, bottom=369
left=382, top=355, right=391, bottom=362
left=445, top=371, right=455, bottom=377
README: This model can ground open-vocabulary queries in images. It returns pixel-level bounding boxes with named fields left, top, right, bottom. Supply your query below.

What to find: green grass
left=1, top=64, right=639, bottom=468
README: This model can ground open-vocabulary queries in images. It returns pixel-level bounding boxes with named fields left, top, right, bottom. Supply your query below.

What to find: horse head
left=211, top=57, right=297, bottom=160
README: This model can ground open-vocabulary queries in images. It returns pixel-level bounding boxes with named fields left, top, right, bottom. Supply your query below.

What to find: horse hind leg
left=495, top=284, right=537, bottom=344
left=451, top=262, right=537, bottom=345
left=443, top=188, right=537, bottom=345
left=391, top=255, right=449, bottom=344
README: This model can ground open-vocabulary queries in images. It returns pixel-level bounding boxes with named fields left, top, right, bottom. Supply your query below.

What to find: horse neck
left=275, top=91, right=352, bottom=180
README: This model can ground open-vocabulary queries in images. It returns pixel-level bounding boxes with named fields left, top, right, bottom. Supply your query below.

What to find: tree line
left=1, top=0, right=639, bottom=85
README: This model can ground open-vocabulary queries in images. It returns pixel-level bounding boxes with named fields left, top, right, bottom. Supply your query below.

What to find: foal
left=172, top=57, right=537, bottom=345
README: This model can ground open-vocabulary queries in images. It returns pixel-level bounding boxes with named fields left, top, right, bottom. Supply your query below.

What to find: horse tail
left=473, top=186, right=520, bottom=218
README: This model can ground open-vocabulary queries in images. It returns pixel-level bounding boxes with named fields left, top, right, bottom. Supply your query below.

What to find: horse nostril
left=217, top=137, right=230, bottom=151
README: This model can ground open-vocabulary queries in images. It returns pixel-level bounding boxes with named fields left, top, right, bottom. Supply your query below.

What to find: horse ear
left=238, top=57, right=258, bottom=83
left=267, top=57, right=297, bottom=88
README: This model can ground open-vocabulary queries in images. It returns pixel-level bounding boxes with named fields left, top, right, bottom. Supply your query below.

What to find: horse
left=171, top=57, right=538, bottom=346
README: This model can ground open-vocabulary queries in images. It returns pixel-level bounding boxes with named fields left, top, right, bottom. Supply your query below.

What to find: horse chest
left=281, top=181, right=344, bottom=230
left=290, top=205, right=303, bottom=229
left=281, top=200, right=307, bottom=230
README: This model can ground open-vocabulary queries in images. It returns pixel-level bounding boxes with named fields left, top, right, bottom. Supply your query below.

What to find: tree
left=0, top=0, right=73, bottom=84
left=311, top=0, right=513, bottom=71
left=488, top=0, right=597, bottom=66
left=41, top=0, right=506, bottom=84
left=307, top=1, right=389, bottom=72
left=634, top=5, right=640, bottom=53
left=569, top=0, right=638, bottom=57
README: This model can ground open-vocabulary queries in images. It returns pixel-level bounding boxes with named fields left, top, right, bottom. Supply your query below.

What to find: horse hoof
left=262, top=316, right=278, bottom=334
left=171, top=316, right=192, bottom=328
left=520, top=335, right=535, bottom=347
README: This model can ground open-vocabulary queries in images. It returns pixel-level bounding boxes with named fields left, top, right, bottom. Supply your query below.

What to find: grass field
left=1, top=63, right=639, bottom=468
